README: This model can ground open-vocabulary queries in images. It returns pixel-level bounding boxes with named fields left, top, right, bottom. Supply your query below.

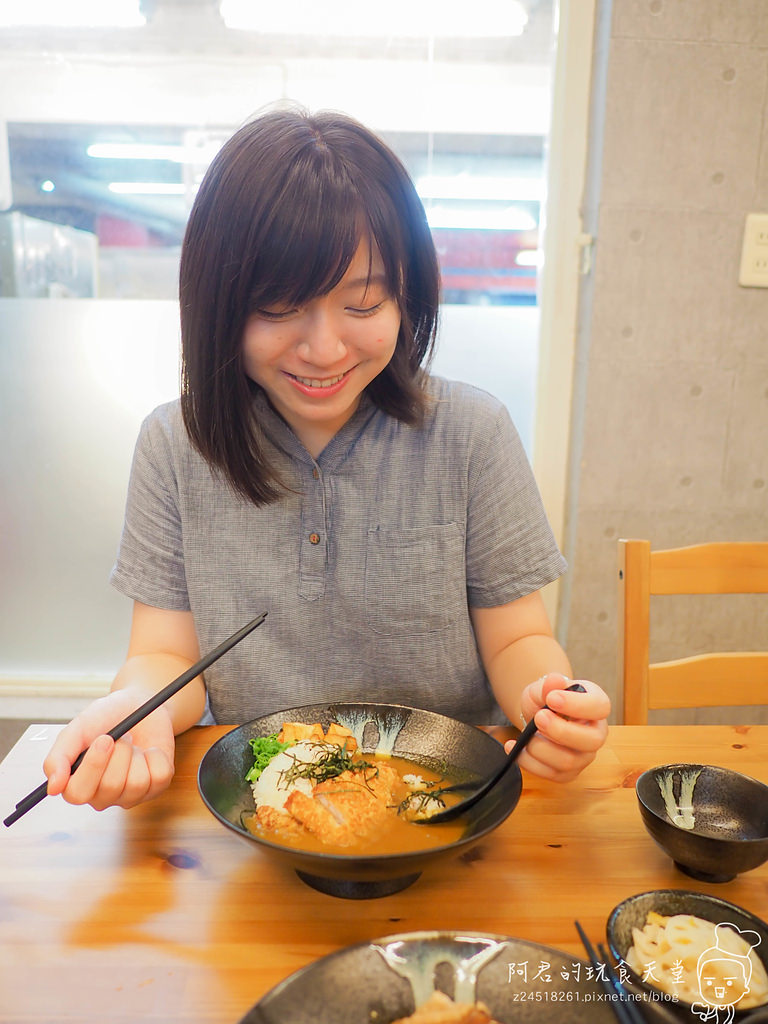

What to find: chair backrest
left=618, top=539, right=768, bottom=724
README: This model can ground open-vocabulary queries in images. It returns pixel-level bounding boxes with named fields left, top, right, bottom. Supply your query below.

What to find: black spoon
left=411, top=681, right=587, bottom=824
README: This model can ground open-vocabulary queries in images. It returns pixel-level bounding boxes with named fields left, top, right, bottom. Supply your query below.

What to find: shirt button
left=309, top=532, right=321, bottom=545
left=312, top=468, right=319, bottom=479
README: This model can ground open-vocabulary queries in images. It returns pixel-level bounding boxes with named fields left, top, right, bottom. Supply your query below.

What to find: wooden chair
left=618, top=539, right=768, bottom=724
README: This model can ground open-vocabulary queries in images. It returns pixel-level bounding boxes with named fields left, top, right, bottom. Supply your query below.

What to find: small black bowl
left=636, top=764, right=768, bottom=883
left=607, top=890, right=768, bottom=1017
left=198, top=702, right=522, bottom=899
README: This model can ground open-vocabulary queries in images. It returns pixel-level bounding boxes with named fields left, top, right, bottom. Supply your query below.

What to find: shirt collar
left=251, top=387, right=379, bottom=470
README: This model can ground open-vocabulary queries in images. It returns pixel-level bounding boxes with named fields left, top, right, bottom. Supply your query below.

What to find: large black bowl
left=240, top=931, right=681, bottom=1023
left=636, top=764, right=768, bottom=883
left=197, top=702, right=522, bottom=899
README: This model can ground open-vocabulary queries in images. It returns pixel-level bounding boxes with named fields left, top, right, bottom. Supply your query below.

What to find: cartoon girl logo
left=692, top=923, right=761, bottom=1023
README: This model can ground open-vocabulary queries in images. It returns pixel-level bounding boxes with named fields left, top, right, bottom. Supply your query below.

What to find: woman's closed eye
left=254, top=307, right=298, bottom=321
left=253, top=293, right=389, bottom=321
left=346, top=300, right=385, bottom=316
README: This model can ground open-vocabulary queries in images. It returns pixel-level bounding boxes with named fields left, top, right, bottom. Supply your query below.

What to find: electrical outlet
left=738, top=213, right=768, bottom=287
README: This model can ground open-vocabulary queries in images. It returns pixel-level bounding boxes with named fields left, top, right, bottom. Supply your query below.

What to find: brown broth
left=243, top=752, right=468, bottom=855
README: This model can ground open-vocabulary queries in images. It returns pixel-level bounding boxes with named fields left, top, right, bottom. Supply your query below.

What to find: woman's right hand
left=43, top=687, right=176, bottom=811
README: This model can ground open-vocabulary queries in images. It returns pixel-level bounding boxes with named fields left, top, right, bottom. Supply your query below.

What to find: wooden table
left=0, top=724, right=766, bottom=1023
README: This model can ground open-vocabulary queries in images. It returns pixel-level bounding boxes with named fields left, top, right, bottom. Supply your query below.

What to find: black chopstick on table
left=598, top=941, right=647, bottom=1019
left=3, top=611, right=268, bottom=828
left=574, top=920, right=646, bottom=1024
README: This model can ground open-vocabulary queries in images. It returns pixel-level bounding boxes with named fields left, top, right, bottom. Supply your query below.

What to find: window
left=1, top=2, right=555, bottom=307
left=0, top=1, right=567, bottom=688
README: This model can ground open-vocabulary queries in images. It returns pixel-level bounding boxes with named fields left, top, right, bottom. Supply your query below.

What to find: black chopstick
left=574, top=920, right=646, bottom=1024
left=598, top=942, right=647, bottom=1019
left=3, top=611, right=268, bottom=828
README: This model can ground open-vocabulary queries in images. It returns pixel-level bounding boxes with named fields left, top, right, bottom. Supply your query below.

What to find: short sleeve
left=465, top=404, right=566, bottom=607
left=109, top=410, right=191, bottom=610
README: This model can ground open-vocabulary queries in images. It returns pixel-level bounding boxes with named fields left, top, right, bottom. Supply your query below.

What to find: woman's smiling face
left=242, top=239, right=401, bottom=457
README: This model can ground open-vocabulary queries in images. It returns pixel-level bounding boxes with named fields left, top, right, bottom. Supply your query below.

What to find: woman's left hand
left=505, top=673, right=610, bottom=783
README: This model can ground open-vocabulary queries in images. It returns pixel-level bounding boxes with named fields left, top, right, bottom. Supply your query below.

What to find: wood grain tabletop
left=1, top=723, right=766, bottom=1023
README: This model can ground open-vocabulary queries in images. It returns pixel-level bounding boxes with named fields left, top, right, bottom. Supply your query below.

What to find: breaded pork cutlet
left=254, top=804, right=308, bottom=841
left=392, top=991, right=499, bottom=1023
left=284, top=763, right=402, bottom=846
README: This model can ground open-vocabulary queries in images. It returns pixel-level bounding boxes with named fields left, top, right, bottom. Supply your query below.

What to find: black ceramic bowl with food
left=197, top=702, right=522, bottom=899
left=607, top=890, right=768, bottom=1017
left=636, top=763, right=768, bottom=883
left=240, top=930, right=681, bottom=1024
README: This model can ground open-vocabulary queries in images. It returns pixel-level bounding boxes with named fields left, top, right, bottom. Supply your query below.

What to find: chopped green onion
left=245, top=733, right=294, bottom=782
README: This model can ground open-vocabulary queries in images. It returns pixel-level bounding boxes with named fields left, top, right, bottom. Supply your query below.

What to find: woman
left=44, top=106, right=610, bottom=811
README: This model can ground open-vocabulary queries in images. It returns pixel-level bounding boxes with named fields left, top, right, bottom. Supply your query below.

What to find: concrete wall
left=563, top=0, right=768, bottom=722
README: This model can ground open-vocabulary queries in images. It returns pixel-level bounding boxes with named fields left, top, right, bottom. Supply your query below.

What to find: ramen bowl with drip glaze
left=197, top=702, right=522, bottom=899
left=636, top=764, right=768, bottom=883
left=241, top=930, right=683, bottom=1023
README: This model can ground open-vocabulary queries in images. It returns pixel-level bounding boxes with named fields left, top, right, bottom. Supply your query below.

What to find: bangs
left=243, top=148, right=400, bottom=312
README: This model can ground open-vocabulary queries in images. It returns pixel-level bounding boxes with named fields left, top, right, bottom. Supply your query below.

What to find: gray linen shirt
left=110, top=375, right=566, bottom=725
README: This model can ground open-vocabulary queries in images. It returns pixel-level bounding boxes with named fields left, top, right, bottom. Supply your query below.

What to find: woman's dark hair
left=179, top=105, right=441, bottom=505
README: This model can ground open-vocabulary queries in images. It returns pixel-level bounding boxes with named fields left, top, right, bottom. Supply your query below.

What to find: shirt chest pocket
left=364, top=523, right=465, bottom=635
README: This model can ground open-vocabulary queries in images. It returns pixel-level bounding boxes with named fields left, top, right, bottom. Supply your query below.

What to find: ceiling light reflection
left=88, top=142, right=223, bottom=163
left=417, top=175, right=544, bottom=202
left=220, top=0, right=527, bottom=37
left=108, top=182, right=186, bottom=195
left=0, top=0, right=145, bottom=27
left=515, top=249, right=543, bottom=267
left=426, top=206, right=537, bottom=231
